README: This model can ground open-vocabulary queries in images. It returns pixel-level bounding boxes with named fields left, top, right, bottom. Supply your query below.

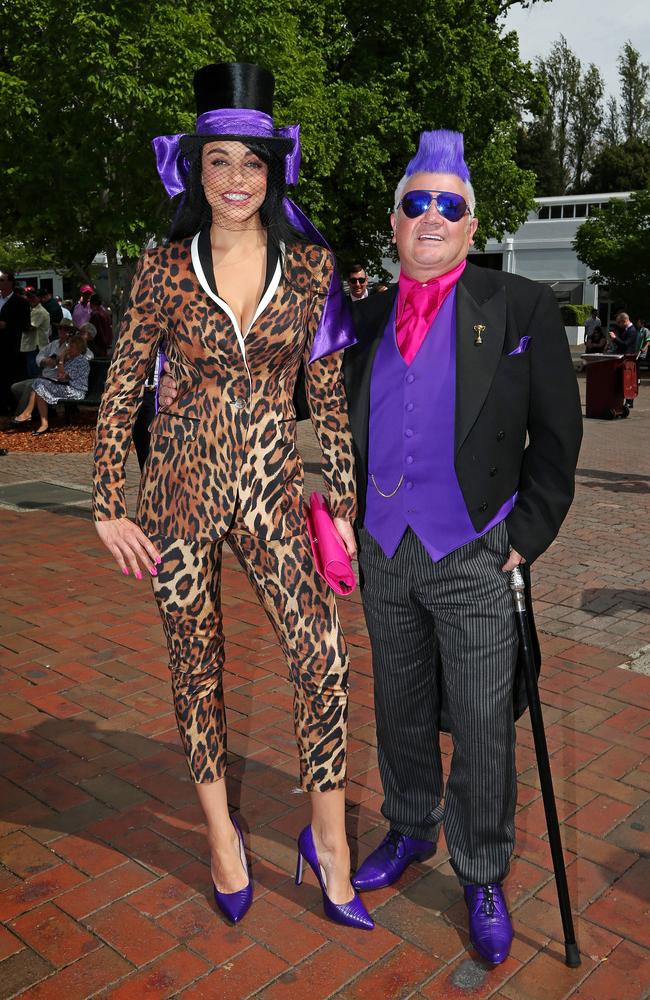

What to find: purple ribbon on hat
left=152, top=109, right=302, bottom=196
left=151, top=108, right=356, bottom=361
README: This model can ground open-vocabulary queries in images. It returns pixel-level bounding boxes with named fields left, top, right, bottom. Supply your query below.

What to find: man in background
left=72, top=284, right=94, bottom=328
left=0, top=269, right=31, bottom=413
left=22, top=288, right=51, bottom=377
left=347, top=263, right=369, bottom=303
left=38, top=286, right=63, bottom=338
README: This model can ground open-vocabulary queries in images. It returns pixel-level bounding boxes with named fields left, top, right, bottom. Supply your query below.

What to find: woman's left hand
left=333, top=517, right=357, bottom=559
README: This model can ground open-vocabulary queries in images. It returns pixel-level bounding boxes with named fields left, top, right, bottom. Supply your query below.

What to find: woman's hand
left=95, top=518, right=161, bottom=579
left=333, top=517, right=357, bottom=559
left=158, top=361, right=178, bottom=407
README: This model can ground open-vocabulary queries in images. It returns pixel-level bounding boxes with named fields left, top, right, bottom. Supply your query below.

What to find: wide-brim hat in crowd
left=152, top=61, right=298, bottom=199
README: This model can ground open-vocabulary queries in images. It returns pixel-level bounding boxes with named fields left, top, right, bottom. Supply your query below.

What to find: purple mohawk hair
left=405, top=129, right=470, bottom=182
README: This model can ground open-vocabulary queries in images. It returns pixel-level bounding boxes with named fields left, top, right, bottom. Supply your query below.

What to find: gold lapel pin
left=473, top=323, right=485, bottom=346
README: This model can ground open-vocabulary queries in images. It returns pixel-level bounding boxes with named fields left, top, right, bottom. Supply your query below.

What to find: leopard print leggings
left=150, top=508, right=350, bottom=791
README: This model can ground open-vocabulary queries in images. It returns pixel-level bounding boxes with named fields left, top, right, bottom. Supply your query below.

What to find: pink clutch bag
left=305, top=492, right=356, bottom=596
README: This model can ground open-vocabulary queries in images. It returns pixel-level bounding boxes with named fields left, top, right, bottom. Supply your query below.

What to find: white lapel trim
left=190, top=232, right=282, bottom=372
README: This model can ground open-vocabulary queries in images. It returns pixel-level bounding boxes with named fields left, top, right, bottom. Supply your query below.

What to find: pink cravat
left=397, top=260, right=466, bottom=365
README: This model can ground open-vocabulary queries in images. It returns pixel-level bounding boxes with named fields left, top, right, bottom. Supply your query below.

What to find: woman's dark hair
left=168, top=137, right=321, bottom=252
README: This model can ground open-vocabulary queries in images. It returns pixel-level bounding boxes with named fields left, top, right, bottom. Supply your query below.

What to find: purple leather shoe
left=464, top=883, right=513, bottom=964
left=352, top=829, right=436, bottom=891
left=212, top=818, right=252, bottom=924
left=296, top=826, right=374, bottom=930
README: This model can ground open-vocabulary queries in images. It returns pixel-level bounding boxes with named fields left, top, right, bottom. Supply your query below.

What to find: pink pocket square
left=305, top=492, right=356, bottom=596
left=508, top=336, right=531, bottom=356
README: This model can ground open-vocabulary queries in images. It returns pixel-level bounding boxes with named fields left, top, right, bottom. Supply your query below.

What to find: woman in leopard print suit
left=92, top=63, right=372, bottom=929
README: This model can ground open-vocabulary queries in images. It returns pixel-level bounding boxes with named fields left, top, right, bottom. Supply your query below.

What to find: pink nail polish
left=149, top=567, right=157, bottom=576
left=122, top=568, right=129, bottom=576
left=155, top=555, right=162, bottom=564
left=135, top=571, right=143, bottom=580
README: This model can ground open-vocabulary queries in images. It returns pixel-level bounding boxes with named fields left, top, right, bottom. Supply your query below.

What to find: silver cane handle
left=509, top=565, right=527, bottom=612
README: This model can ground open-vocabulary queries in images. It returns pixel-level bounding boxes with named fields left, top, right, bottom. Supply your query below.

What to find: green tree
left=618, top=41, right=650, bottom=141
left=585, top=138, right=650, bottom=193
left=536, top=35, right=581, bottom=191
left=573, top=189, right=650, bottom=317
left=1, top=0, right=541, bottom=298
left=569, top=64, right=604, bottom=191
left=601, top=96, right=622, bottom=147
left=516, top=120, right=564, bottom=195
left=324, top=0, right=540, bottom=264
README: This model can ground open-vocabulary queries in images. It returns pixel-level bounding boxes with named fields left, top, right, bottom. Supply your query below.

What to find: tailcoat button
left=496, top=430, right=505, bottom=441
left=489, top=466, right=498, bottom=476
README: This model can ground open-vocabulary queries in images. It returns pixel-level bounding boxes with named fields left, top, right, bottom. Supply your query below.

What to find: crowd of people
left=0, top=273, right=113, bottom=430
left=584, top=306, right=649, bottom=358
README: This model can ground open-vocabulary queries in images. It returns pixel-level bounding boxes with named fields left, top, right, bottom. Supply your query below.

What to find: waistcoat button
left=496, top=430, right=505, bottom=441
left=479, top=501, right=488, bottom=512
left=489, top=466, right=498, bottom=476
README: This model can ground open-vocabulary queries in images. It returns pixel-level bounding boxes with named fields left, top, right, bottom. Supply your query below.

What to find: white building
left=470, top=191, right=632, bottom=320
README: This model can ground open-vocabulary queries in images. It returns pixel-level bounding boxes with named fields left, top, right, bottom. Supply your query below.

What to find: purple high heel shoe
left=212, top=818, right=252, bottom=924
left=296, top=826, right=374, bottom=931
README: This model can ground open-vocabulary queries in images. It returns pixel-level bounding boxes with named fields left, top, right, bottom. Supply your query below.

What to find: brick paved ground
left=0, top=372, right=648, bottom=999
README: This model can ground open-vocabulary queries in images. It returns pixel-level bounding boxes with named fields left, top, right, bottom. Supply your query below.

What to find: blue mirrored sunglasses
left=398, top=189, right=470, bottom=222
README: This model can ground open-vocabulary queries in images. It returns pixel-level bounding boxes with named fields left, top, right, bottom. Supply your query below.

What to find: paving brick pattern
left=0, top=373, right=648, bottom=997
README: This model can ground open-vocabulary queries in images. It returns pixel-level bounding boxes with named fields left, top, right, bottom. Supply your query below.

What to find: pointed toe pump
left=212, top=818, right=253, bottom=924
left=296, top=825, right=374, bottom=931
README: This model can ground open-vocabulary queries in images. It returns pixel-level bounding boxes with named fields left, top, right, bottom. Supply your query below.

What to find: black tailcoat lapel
left=455, top=266, right=507, bottom=454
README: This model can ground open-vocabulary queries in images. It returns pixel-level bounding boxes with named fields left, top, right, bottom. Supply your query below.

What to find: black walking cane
left=510, top=567, right=581, bottom=968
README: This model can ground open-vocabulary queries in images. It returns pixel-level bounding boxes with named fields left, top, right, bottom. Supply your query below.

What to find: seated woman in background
left=11, top=333, right=89, bottom=436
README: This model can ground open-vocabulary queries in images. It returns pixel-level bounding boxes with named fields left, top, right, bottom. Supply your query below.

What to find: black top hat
left=189, top=61, right=293, bottom=155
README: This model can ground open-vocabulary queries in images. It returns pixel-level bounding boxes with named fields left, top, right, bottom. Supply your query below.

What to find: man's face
left=616, top=314, right=629, bottom=330
left=391, top=171, right=478, bottom=281
left=0, top=273, right=13, bottom=298
left=348, top=270, right=367, bottom=299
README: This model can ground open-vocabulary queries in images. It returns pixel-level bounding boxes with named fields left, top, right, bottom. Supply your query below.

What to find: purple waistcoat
left=365, top=288, right=515, bottom=562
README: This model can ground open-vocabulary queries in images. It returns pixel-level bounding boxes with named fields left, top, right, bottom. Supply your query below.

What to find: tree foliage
left=0, top=0, right=541, bottom=301
left=587, top=138, right=650, bottom=195
left=573, top=189, right=650, bottom=317
left=536, top=35, right=581, bottom=190
left=518, top=36, right=650, bottom=196
left=618, top=41, right=650, bottom=142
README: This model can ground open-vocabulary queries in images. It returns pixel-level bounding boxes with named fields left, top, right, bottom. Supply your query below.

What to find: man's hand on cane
left=502, top=549, right=526, bottom=573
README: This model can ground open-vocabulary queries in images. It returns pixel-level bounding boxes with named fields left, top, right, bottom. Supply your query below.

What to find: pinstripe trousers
left=358, top=521, right=519, bottom=885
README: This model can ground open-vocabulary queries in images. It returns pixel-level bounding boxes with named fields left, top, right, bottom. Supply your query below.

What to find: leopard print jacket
left=93, top=236, right=356, bottom=540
